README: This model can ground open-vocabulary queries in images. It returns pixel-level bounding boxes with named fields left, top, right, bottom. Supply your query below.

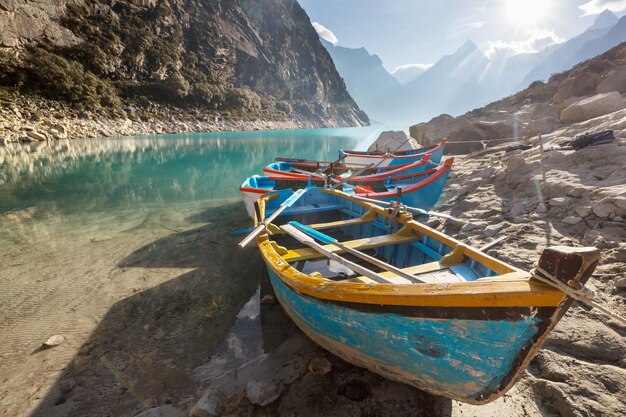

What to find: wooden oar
left=280, top=224, right=392, bottom=284
left=238, top=189, right=307, bottom=248
left=287, top=221, right=427, bottom=283
left=290, top=163, right=375, bottom=185
left=289, top=168, right=458, bottom=223
left=347, top=194, right=465, bottom=224
left=479, top=235, right=509, bottom=251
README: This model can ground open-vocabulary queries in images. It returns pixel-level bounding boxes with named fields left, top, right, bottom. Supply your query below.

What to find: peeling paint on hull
left=268, top=270, right=550, bottom=403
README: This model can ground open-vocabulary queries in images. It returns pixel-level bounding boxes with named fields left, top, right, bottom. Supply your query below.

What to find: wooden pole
left=539, top=134, right=547, bottom=184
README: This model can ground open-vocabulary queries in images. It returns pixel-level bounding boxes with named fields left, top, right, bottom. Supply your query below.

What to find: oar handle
left=238, top=189, right=307, bottom=248
left=289, top=221, right=336, bottom=245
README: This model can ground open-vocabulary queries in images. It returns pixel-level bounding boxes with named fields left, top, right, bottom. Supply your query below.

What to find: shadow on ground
left=29, top=201, right=452, bottom=417
left=29, top=202, right=263, bottom=417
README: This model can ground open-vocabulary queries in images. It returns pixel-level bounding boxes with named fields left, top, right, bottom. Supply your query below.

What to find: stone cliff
left=0, top=0, right=368, bottom=127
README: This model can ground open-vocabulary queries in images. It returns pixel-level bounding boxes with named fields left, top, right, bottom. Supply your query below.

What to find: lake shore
left=1, top=122, right=624, bottom=417
left=0, top=96, right=363, bottom=145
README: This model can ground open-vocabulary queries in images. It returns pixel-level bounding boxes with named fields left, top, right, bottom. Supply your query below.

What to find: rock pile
left=424, top=108, right=626, bottom=417
left=367, top=130, right=419, bottom=152
left=409, top=43, right=626, bottom=154
left=0, top=96, right=313, bottom=145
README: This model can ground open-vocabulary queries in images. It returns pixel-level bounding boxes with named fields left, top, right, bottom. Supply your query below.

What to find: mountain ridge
left=0, top=0, right=368, bottom=127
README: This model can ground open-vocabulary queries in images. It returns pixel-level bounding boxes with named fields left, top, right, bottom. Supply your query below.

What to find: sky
left=298, top=0, right=626, bottom=74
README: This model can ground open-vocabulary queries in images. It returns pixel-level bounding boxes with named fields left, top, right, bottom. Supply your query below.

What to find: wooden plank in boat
left=349, top=261, right=463, bottom=284
left=272, top=216, right=374, bottom=235
left=283, top=233, right=418, bottom=262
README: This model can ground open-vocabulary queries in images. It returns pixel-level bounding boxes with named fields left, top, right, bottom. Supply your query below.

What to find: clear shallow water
left=0, top=127, right=380, bottom=217
left=0, top=127, right=380, bottom=416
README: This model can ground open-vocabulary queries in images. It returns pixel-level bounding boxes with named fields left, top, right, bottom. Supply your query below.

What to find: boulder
left=597, top=66, right=626, bottom=94
left=409, top=114, right=486, bottom=146
left=0, top=2, right=81, bottom=48
left=560, top=92, right=624, bottom=124
left=562, top=216, right=583, bottom=225
left=474, top=120, right=514, bottom=140
left=48, top=124, right=67, bottom=139
left=591, top=201, right=614, bottom=218
left=26, top=130, right=46, bottom=141
left=558, top=96, right=587, bottom=117
left=548, top=197, right=571, bottom=207
left=575, top=206, right=592, bottom=217
left=531, top=103, right=558, bottom=120
left=367, top=130, right=417, bottom=152
left=554, top=73, right=600, bottom=104
left=443, top=140, right=484, bottom=154
left=526, top=116, right=557, bottom=137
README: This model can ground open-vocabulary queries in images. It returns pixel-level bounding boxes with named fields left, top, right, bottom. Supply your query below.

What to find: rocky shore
left=0, top=96, right=348, bottom=146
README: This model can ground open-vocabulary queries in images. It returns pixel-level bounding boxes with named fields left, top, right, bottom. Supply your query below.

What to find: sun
left=505, top=0, right=551, bottom=27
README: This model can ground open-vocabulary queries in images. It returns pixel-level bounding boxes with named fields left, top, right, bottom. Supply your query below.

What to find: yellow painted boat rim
left=255, top=189, right=565, bottom=308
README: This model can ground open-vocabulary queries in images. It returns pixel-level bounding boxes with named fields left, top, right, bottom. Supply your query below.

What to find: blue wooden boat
left=264, top=153, right=435, bottom=181
left=340, top=139, right=447, bottom=166
left=240, top=158, right=453, bottom=219
left=253, top=189, right=600, bottom=403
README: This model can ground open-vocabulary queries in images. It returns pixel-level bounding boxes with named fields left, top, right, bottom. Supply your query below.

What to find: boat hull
left=242, top=159, right=453, bottom=219
left=267, top=269, right=556, bottom=403
left=342, top=141, right=446, bottom=167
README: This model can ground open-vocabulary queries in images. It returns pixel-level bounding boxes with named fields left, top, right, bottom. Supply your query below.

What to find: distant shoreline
left=0, top=96, right=368, bottom=145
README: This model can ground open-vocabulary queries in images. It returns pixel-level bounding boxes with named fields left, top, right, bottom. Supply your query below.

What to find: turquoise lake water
left=0, top=127, right=384, bottom=416
left=0, top=127, right=380, bottom=217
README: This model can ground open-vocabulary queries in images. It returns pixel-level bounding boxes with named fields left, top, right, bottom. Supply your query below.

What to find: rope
left=530, top=265, right=626, bottom=325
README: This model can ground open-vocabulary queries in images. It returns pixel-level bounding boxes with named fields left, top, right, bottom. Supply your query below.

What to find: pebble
left=484, top=224, right=505, bottom=238
left=26, top=130, right=46, bottom=141
left=308, top=357, right=332, bottom=375
left=43, top=334, right=65, bottom=347
left=591, top=201, right=614, bottom=218
left=260, top=294, right=276, bottom=304
left=246, top=380, right=280, bottom=406
left=548, top=197, right=571, bottom=207
left=575, top=206, right=592, bottom=218
left=562, top=216, right=583, bottom=225
left=615, top=277, right=626, bottom=289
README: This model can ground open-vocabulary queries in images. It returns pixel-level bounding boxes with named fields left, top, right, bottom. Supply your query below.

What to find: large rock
left=474, top=120, right=514, bottom=140
left=0, top=0, right=82, bottom=47
left=531, top=102, right=558, bottom=120
left=554, top=73, right=600, bottom=104
left=367, top=130, right=417, bottom=152
left=559, top=92, right=625, bottom=124
left=558, top=95, right=586, bottom=118
left=409, top=114, right=486, bottom=146
left=526, top=116, right=557, bottom=137
left=443, top=140, right=485, bottom=154
left=597, top=66, right=626, bottom=94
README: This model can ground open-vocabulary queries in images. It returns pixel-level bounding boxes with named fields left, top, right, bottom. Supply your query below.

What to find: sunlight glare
left=505, top=0, right=550, bottom=26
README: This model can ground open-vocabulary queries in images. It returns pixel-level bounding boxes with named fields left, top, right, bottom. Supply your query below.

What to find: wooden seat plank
left=283, top=233, right=418, bottom=262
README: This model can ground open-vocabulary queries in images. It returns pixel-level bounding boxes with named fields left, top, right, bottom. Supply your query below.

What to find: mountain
left=478, top=44, right=560, bottom=105
left=576, top=13, right=626, bottom=63
left=520, top=10, right=619, bottom=87
left=588, top=8, right=619, bottom=30
left=321, top=39, right=400, bottom=122
left=0, top=0, right=368, bottom=127
left=391, top=65, right=431, bottom=85
left=389, top=40, right=489, bottom=123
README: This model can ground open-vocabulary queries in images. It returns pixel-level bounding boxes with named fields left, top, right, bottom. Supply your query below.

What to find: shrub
left=223, top=87, right=261, bottom=110
left=275, top=100, right=292, bottom=114
left=23, top=47, right=120, bottom=108
left=190, top=82, right=222, bottom=106
left=160, top=74, right=190, bottom=99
